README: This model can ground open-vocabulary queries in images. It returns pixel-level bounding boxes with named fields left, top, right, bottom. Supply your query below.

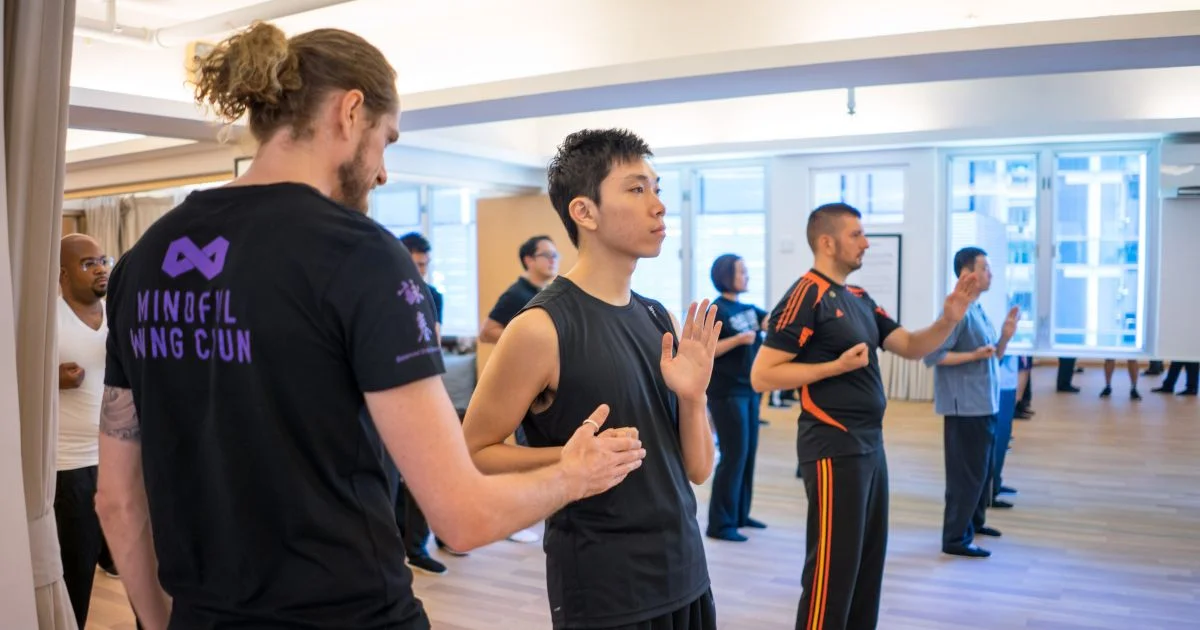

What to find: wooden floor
left=88, top=366, right=1200, bottom=629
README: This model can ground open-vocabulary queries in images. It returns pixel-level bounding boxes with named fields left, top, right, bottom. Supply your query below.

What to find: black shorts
left=1018, top=356, right=1033, bottom=371
left=597, top=589, right=716, bottom=630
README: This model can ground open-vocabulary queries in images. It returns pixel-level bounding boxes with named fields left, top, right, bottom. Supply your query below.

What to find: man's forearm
left=97, top=496, right=171, bottom=629
left=896, top=318, right=958, bottom=360
left=938, top=351, right=984, bottom=366
left=448, top=463, right=579, bottom=551
left=471, top=442, right=563, bottom=475
left=677, top=395, right=715, bottom=484
left=752, top=360, right=842, bottom=392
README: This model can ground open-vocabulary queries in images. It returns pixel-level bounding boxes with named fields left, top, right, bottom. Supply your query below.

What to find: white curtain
left=1, top=0, right=79, bottom=627
left=120, top=195, right=173, bottom=254
left=82, top=196, right=121, bottom=259
left=880, top=354, right=934, bottom=401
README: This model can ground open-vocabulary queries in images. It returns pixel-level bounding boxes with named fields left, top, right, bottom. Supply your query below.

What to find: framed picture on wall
left=846, top=233, right=902, bottom=324
left=234, top=157, right=253, bottom=178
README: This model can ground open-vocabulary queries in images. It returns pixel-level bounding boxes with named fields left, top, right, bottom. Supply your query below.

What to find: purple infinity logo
left=162, top=236, right=230, bottom=280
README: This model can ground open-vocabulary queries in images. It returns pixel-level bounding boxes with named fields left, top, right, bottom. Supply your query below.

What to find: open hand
left=661, top=300, right=722, bottom=401
left=943, top=271, right=982, bottom=323
left=837, top=343, right=870, bottom=374
left=1001, top=306, right=1020, bottom=340
left=560, top=405, right=646, bottom=501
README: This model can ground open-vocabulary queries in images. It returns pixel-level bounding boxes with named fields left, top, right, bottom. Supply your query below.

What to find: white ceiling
left=65, top=1, right=1200, bottom=166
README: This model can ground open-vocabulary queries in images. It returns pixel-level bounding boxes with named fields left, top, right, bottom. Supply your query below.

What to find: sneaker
left=741, top=518, right=768, bottom=529
left=508, top=528, right=540, bottom=544
left=407, top=555, right=447, bottom=576
left=1100, top=386, right=1112, bottom=398
left=1131, top=388, right=1142, bottom=401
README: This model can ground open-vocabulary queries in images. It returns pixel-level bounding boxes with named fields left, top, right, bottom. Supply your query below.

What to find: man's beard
left=836, top=244, right=863, bottom=273
left=334, top=138, right=372, bottom=213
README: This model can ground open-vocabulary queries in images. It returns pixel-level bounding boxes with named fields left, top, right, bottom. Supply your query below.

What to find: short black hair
left=398, top=232, right=430, bottom=254
left=710, top=254, right=741, bottom=293
left=518, top=235, right=552, bottom=270
left=953, top=246, right=987, bottom=276
left=547, top=129, right=653, bottom=246
left=806, top=203, right=862, bottom=251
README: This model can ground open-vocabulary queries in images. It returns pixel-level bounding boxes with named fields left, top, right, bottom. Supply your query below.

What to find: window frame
left=810, top=165, right=908, bottom=225
left=628, top=159, right=771, bottom=319
left=940, top=140, right=1160, bottom=360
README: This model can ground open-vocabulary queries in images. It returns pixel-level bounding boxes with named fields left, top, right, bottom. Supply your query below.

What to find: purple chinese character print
left=398, top=280, right=425, bottom=306
left=416, top=311, right=434, bottom=343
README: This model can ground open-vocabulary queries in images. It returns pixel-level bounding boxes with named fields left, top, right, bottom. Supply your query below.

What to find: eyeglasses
left=535, top=252, right=559, bottom=261
left=80, top=256, right=115, bottom=272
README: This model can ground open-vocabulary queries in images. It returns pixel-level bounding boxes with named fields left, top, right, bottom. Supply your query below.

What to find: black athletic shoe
left=1100, top=386, right=1112, bottom=398
left=741, top=518, right=767, bottom=529
left=976, top=526, right=1002, bottom=537
left=997, top=485, right=1017, bottom=495
left=1131, top=388, right=1142, bottom=401
left=407, top=554, right=447, bottom=575
left=943, top=544, right=991, bottom=558
left=991, top=499, right=1014, bottom=509
left=706, top=530, right=748, bottom=542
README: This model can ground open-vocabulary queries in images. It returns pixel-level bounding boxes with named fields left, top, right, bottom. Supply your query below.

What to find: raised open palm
left=661, top=300, right=722, bottom=401
left=944, top=271, right=982, bottom=323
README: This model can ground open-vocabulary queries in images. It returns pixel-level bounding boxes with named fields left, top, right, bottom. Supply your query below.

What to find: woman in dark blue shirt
left=706, top=254, right=768, bottom=541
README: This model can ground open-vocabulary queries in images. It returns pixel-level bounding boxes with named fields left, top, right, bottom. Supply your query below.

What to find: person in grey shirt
left=924, top=247, right=1019, bottom=558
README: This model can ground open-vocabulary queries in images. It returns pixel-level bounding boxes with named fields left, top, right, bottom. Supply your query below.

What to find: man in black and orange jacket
left=752, top=202, right=980, bottom=630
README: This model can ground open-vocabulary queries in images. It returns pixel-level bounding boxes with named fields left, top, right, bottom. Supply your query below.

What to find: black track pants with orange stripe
left=795, top=448, right=889, bottom=630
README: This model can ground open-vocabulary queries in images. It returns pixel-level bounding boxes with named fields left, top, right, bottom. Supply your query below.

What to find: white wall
left=767, top=149, right=942, bottom=328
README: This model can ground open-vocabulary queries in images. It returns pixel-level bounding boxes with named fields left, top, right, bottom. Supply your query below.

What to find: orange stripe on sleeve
left=801, top=386, right=848, bottom=432
left=777, top=279, right=812, bottom=331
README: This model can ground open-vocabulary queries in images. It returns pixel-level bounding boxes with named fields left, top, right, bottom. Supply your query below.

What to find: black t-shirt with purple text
left=104, top=183, right=442, bottom=629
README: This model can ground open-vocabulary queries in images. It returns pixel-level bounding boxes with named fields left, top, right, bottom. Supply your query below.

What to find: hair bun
left=193, top=21, right=302, bottom=124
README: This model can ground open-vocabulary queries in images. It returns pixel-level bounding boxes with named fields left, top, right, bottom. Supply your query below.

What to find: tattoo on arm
left=101, top=386, right=141, bottom=441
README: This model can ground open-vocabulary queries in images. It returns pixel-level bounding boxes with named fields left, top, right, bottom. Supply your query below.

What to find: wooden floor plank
left=87, top=366, right=1200, bottom=628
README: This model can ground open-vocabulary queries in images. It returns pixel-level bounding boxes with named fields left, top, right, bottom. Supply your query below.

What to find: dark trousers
left=1057, top=358, right=1077, bottom=390
left=394, top=482, right=431, bottom=559
left=706, top=394, right=760, bottom=536
left=55, top=466, right=103, bottom=629
left=993, top=391, right=1016, bottom=497
left=795, top=449, right=888, bottom=630
left=943, top=415, right=996, bottom=549
left=1163, top=361, right=1200, bottom=392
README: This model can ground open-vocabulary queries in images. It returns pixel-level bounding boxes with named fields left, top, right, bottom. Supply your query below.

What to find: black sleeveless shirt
left=518, top=278, right=710, bottom=629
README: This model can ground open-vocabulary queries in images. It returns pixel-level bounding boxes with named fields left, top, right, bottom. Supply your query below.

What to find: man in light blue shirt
left=924, top=247, right=1018, bottom=558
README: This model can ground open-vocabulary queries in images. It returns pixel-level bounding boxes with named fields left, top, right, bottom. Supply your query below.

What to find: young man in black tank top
left=751, top=203, right=980, bottom=630
left=464, top=129, right=721, bottom=630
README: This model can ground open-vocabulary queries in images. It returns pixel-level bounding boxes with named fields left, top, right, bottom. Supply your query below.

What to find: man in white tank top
left=56, top=233, right=112, bottom=628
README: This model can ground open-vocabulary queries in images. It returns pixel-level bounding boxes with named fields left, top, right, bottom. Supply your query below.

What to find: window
left=372, top=186, right=421, bottom=237
left=692, top=167, right=767, bottom=311
left=629, top=163, right=769, bottom=319
left=1051, top=152, right=1147, bottom=350
left=813, top=168, right=904, bottom=223
left=429, top=187, right=479, bottom=337
left=948, top=156, right=1039, bottom=347
left=631, top=170, right=684, bottom=318
left=946, top=146, right=1154, bottom=356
